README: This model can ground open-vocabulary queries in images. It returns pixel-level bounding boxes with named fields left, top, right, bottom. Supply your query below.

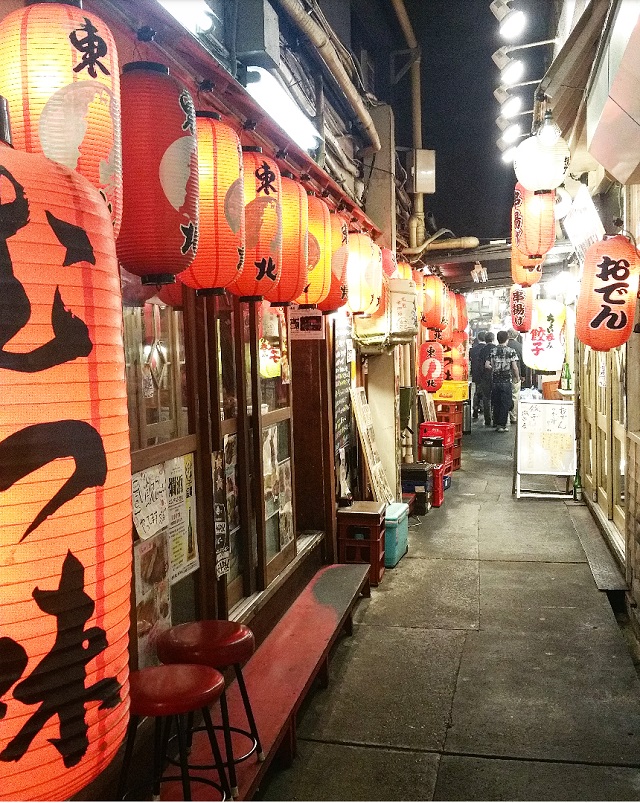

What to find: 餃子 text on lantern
left=295, top=194, right=331, bottom=306
left=0, top=137, right=131, bottom=801
left=510, top=284, right=533, bottom=332
left=228, top=147, right=283, bottom=300
left=513, top=183, right=555, bottom=260
left=180, top=112, right=244, bottom=293
left=0, top=1, right=122, bottom=235
left=576, top=234, right=640, bottom=351
left=117, top=62, right=199, bottom=285
left=317, top=212, right=349, bottom=313
left=523, top=298, right=566, bottom=371
left=418, top=340, right=444, bottom=393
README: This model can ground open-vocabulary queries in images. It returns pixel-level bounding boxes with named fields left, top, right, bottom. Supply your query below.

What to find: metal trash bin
left=463, top=399, right=472, bottom=434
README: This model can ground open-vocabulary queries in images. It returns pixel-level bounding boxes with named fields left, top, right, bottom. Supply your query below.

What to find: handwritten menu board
left=334, top=316, right=352, bottom=456
left=517, top=400, right=576, bottom=476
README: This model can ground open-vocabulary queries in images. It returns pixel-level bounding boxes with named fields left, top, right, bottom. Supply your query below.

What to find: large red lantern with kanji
left=422, top=274, right=445, bottom=329
left=264, top=174, right=307, bottom=305
left=180, top=112, right=244, bottom=293
left=418, top=340, right=445, bottom=392
left=513, top=183, right=556, bottom=260
left=317, top=212, right=349, bottom=313
left=510, top=283, right=533, bottom=332
left=511, top=209, right=542, bottom=286
left=346, top=232, right=382, bottom=315
left=0, top=1, right=122, bottom=235
left=227, top=147, right=282, bottom=300
left=117, top=62, right=198, bottom=285
left=295, top=194, right=331, bottom=305
left=0, top=140, right=131, bottom=801
left=576, top=235, right=640, bottom=351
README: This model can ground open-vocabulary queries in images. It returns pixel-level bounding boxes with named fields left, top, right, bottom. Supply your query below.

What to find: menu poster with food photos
left=165, top=454, right=199, bottom=585
left=134, top=530, right=171, bottom=668
left=132, top=464, right=169, bottom=540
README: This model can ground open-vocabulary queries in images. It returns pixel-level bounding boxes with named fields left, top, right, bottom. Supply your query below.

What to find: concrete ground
left=257, top=420, right=640, bottom=801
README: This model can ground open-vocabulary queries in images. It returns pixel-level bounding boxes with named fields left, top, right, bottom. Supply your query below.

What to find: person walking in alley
left=486, top=330, right=520, bottom=432
left=469, top=330, right=486, bottom=419
left=507, top=328, right=524, bottom=425
left=478, top=331, right=495, bottom=426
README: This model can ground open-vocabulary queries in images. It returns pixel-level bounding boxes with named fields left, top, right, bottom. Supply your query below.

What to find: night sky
left=396, top=0, right=554, bottom=242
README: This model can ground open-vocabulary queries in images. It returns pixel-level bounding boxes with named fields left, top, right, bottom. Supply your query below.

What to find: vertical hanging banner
left=165, top=455, right=199, bottom=584
left=212, top=452, right=230, bottom=579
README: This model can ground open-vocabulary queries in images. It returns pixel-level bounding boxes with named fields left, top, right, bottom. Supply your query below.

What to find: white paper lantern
left=513, top=135, right=570, bottom=192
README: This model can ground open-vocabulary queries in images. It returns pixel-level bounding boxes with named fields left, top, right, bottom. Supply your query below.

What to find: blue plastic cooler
left=384, top=502, right=409, bottom=568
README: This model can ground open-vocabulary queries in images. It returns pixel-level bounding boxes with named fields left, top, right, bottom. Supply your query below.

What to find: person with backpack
left=485, top=330, right=520, bottom=432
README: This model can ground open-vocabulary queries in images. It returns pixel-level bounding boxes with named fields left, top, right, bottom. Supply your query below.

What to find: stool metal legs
left=233, top=664, right=264, bottom=761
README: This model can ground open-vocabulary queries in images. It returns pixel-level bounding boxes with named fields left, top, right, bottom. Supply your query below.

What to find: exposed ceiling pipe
left=403, top=229, right=480, bottom=259
left=389, top=0, right=425, bottom=249
left=272, top=0, right=381, bottom=154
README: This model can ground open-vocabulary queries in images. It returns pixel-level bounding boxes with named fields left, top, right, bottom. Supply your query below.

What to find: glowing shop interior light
left=157, top=0, right=215, bottom=34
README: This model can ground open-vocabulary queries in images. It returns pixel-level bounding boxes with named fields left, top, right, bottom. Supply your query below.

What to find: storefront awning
left=536, top=0, right=612, bottom=141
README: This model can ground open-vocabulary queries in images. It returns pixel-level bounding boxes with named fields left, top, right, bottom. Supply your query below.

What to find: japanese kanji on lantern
left=510, top=283, right=533, bottom=332
left=418, top=340, right=445, bottom=393
left=523, top=298, right=566, bottom=371
left=511, top=209, right=542, bottom=286
left=295, top=194, right=331, bottom=306
left=227, top=147, right=283, bottom=300
left=0, top=125, right=131, bottom=801
left=317, top=211, right=349, bottom=313
left=117, top=62, right=199, bottom=285
left=264, top=174, right=307, bottom=305
left=0, top=1, right=122, bottom=235
left=576, top=235, right=640, bottom=351
left=179, top=111, right=244, bottom=294
left=513, top=183, right=556, bottom=260
left=422, top=273, right=445, bottom=329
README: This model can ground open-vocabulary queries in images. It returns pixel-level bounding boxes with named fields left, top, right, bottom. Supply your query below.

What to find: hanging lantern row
left=576, top=235, right=640, bottom=352
left=511, top=209, right=543, bottom=286
left=317, top=212, right=350, bottom=313
left=418, top=339, right=445, bottom=393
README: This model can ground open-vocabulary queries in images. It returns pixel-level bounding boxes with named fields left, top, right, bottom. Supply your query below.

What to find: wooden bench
left=161, top=563, right=370, bottom=800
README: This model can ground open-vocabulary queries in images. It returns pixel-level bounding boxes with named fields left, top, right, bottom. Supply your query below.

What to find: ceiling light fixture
left=489, top=0, right=527, bottom=40
left=537, top=108, right=562, bottom=146
left=492, top=40, right=557, bottom=86
left=496, top=117, right=523, bottom=143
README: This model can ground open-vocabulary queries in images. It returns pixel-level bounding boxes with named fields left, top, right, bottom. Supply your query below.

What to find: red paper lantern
left=576, top=235, right=640, bottom=351
left=117, top=62, right=198, bottom=285
left=317, top=212, right=349, bottom=313
left=156, top=278, right=185, bottom=309
left=418, top=340, right=445, bottom=393
left=513, top=183, right=556, bottom=260
left=227, top=147, right=283, bottom=300
left=451, top=330, right=468, bottom=351
left=439, top=290, right=456, bottom=347
left=0, top=141, right=131, bottom=800
left=180, top=112, right=244, bottom=293
left=396, top=260, right=412, bottom=280
left=511, top=209, right=542, bottom=286
left=346, top=233, right=382, bottom=315
left=422, top=274, right=445, bottom=329
left=264, top=175, right=307, bottom=305
left=381, top=248, right=398, bottom=278
left=295, top=194, right=331, bottom=305
left=455, top=293, right=468, bottom=331
left=0, top=1, right=122, bottom=235
left=510, top=283, right=533, bottom=332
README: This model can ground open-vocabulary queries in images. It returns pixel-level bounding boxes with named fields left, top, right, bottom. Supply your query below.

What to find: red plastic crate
left=443, top=460, right=453, bottom=477
left=419, top=421, right=455, bottom=448
left=432, top=464, right=445, bottom=507
left=452, top=456, right=461, bottom=471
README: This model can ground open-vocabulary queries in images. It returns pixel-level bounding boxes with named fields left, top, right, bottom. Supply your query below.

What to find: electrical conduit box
left=236, top=0, right=280, bottom=70
left=406, top=149, right=436, bottom=194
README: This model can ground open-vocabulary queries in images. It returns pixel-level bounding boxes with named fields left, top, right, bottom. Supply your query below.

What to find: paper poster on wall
left=278, top=458, right=294, bottom=548
left=134, top=530, right=171, bottom=668
left=212, top=451, right=230, bottom=579
left=165, top=454, right=199, bottom=584
left=224, top=434, right=240, bottom=580
left=290, top=307, right=325, bottom=339
left=516, top=400, right=576, bottom=479
left=132, top=464, right=169, bottom=540
left=263, top=425, right=279, bottom=519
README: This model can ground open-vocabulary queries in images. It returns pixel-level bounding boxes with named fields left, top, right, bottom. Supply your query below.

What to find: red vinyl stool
left=117, top=664, right=230, bottom=801
left=157, top=621, right=264, bottom=798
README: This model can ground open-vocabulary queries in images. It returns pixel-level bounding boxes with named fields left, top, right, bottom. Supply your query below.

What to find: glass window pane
left=259, top=305, right=291, bottom=412
left=217, top=295, right=237, bottom=420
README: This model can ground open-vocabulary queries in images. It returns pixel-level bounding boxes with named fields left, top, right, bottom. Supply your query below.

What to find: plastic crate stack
left=435, top=401, right=463, bottom=471
left=419, top=421, right=456, bottom=476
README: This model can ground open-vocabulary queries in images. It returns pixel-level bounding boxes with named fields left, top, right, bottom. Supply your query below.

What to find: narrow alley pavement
left=258, top=422, right=640, bottom=801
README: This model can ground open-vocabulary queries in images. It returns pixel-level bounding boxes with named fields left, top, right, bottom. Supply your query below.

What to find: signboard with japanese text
left=517, top=400, right=576, bottom=477
left=132, top=464, right=169, bottom=540
left=165, top=454, right=199, bottom=584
